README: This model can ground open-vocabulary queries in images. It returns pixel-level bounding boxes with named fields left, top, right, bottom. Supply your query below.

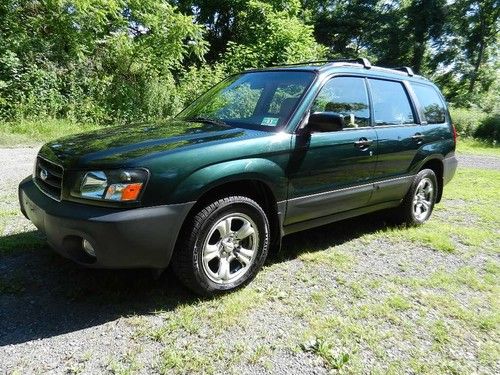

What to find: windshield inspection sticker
left=261, top=117, right=279, bottom=126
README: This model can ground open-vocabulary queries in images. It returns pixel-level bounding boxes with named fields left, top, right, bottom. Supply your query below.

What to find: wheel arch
left=177, top=177, right=284, bottom=257
left=419, top=157, right=444, bottom=203
left=169, top=158, right=288, bottom=256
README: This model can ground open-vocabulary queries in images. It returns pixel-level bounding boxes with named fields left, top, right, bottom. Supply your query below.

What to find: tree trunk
left=468, top=39, right=485, bottom=93
left=468, top=5, right=487, bottom=93
left=412, top=41, right=425, bottom=74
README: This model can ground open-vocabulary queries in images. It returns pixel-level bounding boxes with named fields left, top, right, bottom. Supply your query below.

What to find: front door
left=285, top=76, right=377, bottom=225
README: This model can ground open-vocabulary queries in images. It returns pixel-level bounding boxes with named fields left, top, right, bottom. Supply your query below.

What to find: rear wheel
left=172, top=196, right=269, bottom=296
left=393, top=169, right=437, bottom=226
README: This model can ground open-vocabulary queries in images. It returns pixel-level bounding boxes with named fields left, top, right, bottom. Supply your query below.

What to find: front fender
left=169, top=158, right=288, bottom=203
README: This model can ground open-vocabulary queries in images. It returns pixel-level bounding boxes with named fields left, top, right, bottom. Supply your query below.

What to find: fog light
left=82, top=239, right=96, bottom=257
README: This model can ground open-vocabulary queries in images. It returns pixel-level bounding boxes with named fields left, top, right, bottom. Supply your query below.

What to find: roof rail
left=273, top=58, right=372, bottom=69
left=394, top=66, right=414, bottom=76
left=326, top=58, right=372, bottom=69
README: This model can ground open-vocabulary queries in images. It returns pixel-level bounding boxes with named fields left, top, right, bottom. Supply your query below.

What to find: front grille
left=34, top=156, right=64, bottom=201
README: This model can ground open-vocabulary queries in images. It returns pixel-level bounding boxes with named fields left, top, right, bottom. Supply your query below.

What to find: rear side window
left=411, top=83, right=446, bottom=124
left=369, top=79, right=415, bottom=126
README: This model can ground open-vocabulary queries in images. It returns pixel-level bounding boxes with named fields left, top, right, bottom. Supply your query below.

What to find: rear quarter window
left=410, top=83, right=446, bottom=124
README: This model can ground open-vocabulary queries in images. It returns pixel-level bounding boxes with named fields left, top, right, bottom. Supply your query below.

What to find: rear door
left=285, top=76, right=378, bottom=225
left=367, top=78, right=426, bottom=204
left=409, top=82, right=451, bottom=146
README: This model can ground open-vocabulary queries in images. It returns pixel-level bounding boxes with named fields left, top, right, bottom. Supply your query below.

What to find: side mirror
left=307, top=112, right=345, bottom=132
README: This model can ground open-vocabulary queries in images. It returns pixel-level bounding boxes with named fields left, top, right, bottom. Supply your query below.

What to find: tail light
left=452, top=123, right=458, bottom=144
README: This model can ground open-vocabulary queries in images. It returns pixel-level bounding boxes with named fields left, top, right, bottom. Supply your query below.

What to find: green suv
left=19, top=58, right=458, bottom=295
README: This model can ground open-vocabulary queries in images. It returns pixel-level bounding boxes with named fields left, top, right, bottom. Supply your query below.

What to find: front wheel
left=172, top=196, right=270, bottom=296
left=393, top=169, right=437, bottom=226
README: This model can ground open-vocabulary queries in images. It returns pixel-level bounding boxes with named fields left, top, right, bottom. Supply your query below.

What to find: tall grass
left=457, top=138, right=500, bottom=156
left=0, top=119, right=100, bottom=146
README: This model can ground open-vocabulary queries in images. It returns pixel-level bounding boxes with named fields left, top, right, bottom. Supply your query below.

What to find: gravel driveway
left=457, top=153, right=500, bottom=170
left=0, top=147, right=39, bottom=191
left=0, top=147, right=499, bottom=374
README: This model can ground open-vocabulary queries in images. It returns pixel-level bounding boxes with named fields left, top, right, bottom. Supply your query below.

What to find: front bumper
left=18, top=177, right=194, bottom=269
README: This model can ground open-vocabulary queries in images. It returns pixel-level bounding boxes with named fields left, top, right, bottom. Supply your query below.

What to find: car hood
left=39, top=120, right=267, bottom=168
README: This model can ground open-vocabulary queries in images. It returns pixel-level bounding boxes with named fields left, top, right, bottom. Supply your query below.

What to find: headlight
left=72, top=169, right=148, bottom=202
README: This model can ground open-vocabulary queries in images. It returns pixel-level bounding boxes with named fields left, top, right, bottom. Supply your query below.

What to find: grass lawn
left=0, top=119, right=99, bottom=147
left=457, top=138, right=500, bottom=156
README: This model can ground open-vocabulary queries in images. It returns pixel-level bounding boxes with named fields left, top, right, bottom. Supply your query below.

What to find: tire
left=172, top=196, right=270, bottom=296
left=392, top=169, right=438, bottom=226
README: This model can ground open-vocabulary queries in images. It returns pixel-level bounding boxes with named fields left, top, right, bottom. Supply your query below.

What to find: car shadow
left=0, top=211, right=394, bottom=346
left=276, top=211, right=392, bottom=262
left=0, top=236, right=196, bottom=346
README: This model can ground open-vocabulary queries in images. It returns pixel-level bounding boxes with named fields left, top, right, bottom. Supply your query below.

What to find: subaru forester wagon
left=19, top=58, right=458, bottom=295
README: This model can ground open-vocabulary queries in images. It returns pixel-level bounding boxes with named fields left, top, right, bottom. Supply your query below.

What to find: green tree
left=0, top=0, right=498, bottom=127
left=406, top=0, right=446, bottom=73
left=173, top=0, right=307, bottom=62
left=431, top=0, right=499, bottom=105
left=222, top=0, right=325, bottom=71
left=455, top=0, right=499, bottom=94
left=305, top=0, right=380, bottom=59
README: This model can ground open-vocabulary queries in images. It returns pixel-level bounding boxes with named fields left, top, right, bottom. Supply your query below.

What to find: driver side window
left=311, top=77, right=370, bottom=128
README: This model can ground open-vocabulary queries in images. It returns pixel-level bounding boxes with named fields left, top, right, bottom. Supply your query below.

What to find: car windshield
left=177, top=71, right=315, bottom=130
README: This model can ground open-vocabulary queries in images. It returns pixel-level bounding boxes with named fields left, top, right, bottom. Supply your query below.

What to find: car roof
left=247, top=59, right=431, bottom=84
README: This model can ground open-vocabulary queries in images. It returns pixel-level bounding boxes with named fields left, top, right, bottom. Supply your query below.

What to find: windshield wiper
left=186, top=117, right=229, bottom=127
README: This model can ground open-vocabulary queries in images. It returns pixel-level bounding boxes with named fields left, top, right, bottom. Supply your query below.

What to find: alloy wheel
left=412, top=177, right=434, bottom=221
left=201, top=213, right=259, bottom=284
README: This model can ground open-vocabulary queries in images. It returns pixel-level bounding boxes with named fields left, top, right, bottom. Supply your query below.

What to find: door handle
left=412, top=133, right=425, bottom=141
left=354, top=138, right=373, bottom=149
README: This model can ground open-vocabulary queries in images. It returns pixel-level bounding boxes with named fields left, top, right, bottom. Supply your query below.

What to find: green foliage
left=475, top=114, right=500, bottom=143
left=432, top=0, right=499, bottom=106
left=223, top=0, right=326, bottom=72
left=450, top=107, right=487, bottom=137
left=451, top=107, right=500, bottom=142
left=0, top=0, right=498, bottom=129
left=176, top=64, right=227, bottom=111
left=0, top=0, right=207, bottom=124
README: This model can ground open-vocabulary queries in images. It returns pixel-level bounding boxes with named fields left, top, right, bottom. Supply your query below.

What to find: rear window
left=410, top=83, right=446, bottom=124
left=368, top=79, right=415, bottom=126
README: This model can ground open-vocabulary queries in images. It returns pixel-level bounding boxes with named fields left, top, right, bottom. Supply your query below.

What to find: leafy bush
left=449, top=107, right=487, bottom=138
left=176, top=64, right=228, bottom=112
left=474, top=114, right=500, bottom=143
left=450, top=107, right=499, bottom=142
left=0, top=1, right=207, bottom=125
